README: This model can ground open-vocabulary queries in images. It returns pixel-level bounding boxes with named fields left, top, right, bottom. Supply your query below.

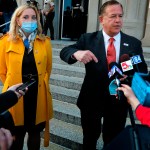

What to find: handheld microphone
left=108, top=62, right=124, bottom=100
left=120, top=54, right=135, bottom=84
left=108, top=62, right=124, bottom=79
left=129, top=53, right=142, bottom=72
left=120, top=54, right=133, bottom=73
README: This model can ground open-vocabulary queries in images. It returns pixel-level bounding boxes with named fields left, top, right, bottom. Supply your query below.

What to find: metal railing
left=0, top=21, right=10, bottom=28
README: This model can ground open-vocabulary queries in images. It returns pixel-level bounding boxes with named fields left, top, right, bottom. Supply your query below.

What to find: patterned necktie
left=107, top=37, right=116, bottom=69
left=24, top=38, right=29, bottom=49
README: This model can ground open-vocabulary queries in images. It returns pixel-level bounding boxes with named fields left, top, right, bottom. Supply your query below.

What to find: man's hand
left=0, top=12, right=3, bottom=16
left=0, top=128, right=13, bottom=150
left=73, top=50, right=98, bottom=64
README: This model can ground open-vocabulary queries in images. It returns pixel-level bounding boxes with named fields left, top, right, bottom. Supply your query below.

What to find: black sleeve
left=60, top=34, right=85, bottom=64
left=134, top=40, right=148, bottom=73
left=0, top=91, right=18, bottom=114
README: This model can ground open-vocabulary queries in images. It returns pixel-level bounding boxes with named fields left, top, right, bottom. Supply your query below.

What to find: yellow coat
left=0, top=34, right=53, bottom=146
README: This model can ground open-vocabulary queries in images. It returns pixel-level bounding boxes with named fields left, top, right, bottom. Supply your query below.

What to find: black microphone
left=108, top=62, right=124, bottom=100
left=129, top=53, right=142, bottom=72
left=120, top=54, right=134, bottom=74
left=108, top=62, right=124, bottom=79
left=120, top=54, right=135, bottom=84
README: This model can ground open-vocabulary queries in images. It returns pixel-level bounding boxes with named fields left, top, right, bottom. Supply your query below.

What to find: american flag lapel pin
left=123, top=43, right=129, bottom=46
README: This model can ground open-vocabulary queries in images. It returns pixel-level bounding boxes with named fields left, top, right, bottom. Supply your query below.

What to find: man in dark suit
left=60, top=1, right=148, bottom=149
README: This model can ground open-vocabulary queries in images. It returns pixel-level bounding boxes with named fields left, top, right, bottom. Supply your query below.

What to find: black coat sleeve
left=60, top=34, right=86, bottom=64
left=0, top=91, right=18, bottom=114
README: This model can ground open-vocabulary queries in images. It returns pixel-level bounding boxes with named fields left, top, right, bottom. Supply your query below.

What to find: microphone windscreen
left=109, top=62, right=117, bottom=69
left=109, top=62, right=121, bottom=69
left=120, top=54, right=130, bottom=62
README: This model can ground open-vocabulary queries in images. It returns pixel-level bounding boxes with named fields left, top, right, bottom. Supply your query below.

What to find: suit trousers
left=80, top=97, right=128, bottom=150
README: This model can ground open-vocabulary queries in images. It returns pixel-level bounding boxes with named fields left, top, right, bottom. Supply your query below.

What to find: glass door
left=61, top=0, right=72, bottom=39
left=61, top=0, right=89, bottom=40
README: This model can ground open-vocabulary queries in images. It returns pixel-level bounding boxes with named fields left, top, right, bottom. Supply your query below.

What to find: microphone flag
left=131, top=55, right=142, bottom=65
left=121, top=60, right=133, bottom=72
left=109, top=79, right=118, bottom=95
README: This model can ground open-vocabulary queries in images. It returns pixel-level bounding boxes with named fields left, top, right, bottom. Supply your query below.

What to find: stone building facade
left=16, top=0, right=150, bottom=47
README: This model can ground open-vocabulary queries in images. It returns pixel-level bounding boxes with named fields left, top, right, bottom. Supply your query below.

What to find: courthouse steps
left=50, top=41, right=104, bottom=149
left=0, top=41, right=149, bottom=150
left=48, top=41, right=150, bottom=150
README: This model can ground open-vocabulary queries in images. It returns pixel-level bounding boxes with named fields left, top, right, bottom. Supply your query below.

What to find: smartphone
left=16, top=79, right=36, bottom=92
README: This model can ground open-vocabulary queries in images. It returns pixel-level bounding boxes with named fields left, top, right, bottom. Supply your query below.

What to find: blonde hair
left=9, top=4, right=45, bottom=41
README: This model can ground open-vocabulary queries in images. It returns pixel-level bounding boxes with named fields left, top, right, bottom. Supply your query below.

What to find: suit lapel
left=95, top=31, right=108, bottom=70
left=119, top=32, right=130, bottom=62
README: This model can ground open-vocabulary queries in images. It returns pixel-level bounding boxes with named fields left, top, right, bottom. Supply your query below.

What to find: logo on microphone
left=131, top=55, right=142, bottom=65
left=108, top=65, right=123, bottom=78
left=121, top=60, right=133, bottom=72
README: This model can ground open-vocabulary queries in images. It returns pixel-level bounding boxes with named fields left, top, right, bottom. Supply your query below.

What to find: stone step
left=51, top=40, right=75, bottom=49
left=50, top=74, right=83, bottom=91
left=52, top=44, right=150, bottom=55
left=52, top=63, right=85, bottom=78
left=51, top=84, right=79, bottom=104
left=50, top=118, right=83, bottom=150
left=53, top=55, right=84, bottom=68
left=145, top=58, right=150, bottom=66
left=48, top=117, right=140, bottom=150
left=23, top=137, right=70, bottom=150
left=53, top=48, right=61, bottom=56
left=53, top=55, right=150, bottom=68
left=49, top=118, right=104, bottom=150
left=143, top=47, right=150, bottom=58
left=53, top=47, right=150, bottom=61
left=53, top=99, right=81, bottom=126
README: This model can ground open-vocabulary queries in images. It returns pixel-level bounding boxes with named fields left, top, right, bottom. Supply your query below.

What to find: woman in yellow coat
left=0, top=4, right=53, bottom=150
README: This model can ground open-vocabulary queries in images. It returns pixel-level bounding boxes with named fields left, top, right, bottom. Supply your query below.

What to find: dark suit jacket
left=60, top=31, right=148, bottom=111
left=0, top=90, right=18, bottom=114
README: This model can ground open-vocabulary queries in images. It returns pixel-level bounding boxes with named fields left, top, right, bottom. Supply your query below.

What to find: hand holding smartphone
left=16, top=79, right=36, bottom=92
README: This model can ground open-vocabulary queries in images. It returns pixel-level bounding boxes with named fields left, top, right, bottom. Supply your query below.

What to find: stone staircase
left=49, top=41, right=87, bottom=150
left=0, top=40, right=150, bottom=150
left=48, top=41, right=150, bottom=150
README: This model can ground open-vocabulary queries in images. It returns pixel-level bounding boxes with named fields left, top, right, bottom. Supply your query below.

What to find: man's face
left=99, top=4, right=123, bottom=37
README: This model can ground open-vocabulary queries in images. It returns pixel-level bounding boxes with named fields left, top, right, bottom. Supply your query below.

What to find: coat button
left=38, top=61, right=41, bottom=64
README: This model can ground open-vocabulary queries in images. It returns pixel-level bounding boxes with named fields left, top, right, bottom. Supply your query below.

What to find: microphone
left=108, top=62, right=124, bottom=100
left=108, top=62, right=124, bottom=79
left=120, top=54, right=135, bottom=84
left=129, top=53, right=142, bottom=72
left=120, top=54, right=134, bottom=73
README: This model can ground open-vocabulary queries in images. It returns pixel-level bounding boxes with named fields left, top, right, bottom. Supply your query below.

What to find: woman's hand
left=117, top=84, right=140, bottom=110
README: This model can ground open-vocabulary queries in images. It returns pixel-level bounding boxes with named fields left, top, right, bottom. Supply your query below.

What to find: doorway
left=61, top=0, right=89, bottom=40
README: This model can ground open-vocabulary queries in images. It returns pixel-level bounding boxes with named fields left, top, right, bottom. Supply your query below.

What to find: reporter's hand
left=7, top=83, right=27, bottom=99
left=73, top=50, right=98, bottom=64
left=117, top=84, right=140, bottom=110
left=0, top=128, right=13, bottom=150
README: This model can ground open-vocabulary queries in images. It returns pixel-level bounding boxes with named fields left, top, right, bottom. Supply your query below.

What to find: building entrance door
left=61, top=0, right=88, bottom=40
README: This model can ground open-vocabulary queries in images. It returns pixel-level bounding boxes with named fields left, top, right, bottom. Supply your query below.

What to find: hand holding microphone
left=108, top=62, right=125, bottom=100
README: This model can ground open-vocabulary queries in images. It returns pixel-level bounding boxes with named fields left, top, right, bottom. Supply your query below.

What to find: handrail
left=0, top=21, right=10, bottom=28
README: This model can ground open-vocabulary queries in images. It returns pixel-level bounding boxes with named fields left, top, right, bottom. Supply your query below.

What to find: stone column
left=142, top=5, right=150, bottom=47
left=98, top=0, right=148, bottom=40
left=120, top=0, right=148, bottom=40
left=86, top=0, right=100, bottom=33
